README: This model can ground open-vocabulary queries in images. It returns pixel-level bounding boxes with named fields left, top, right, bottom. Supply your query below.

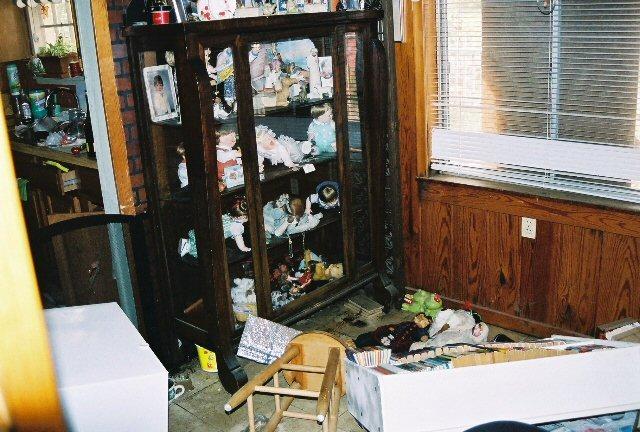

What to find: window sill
left=418, top=173, right=640, bottom=215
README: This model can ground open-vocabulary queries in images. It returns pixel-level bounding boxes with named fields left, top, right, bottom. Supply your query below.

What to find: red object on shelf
left=151, top=6, right=172, bottom=24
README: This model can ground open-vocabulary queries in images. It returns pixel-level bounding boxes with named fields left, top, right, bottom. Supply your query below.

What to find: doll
left=263, top=194, right=323, bottom=243
left=222, top=196, right=251, bottom=252
left=307, top=103, right=336, bottom=154
left=176, top=144, right=189, bottom=188
left=178, top=196, right=251, bottom=258
left=306, top=48, right=322, bottom=96
left=213, top=97, right=230, bottom=119
left=255, top=125, right=298, bottom=169
left=278, top=135, right=317, bottom=164
left=355, top=313, right=433, bottom=353
left=216, top=128, right=242, bottom=190
left=230, top=278, right=257, bottom=322
left=306, top=181, right=339, bottom=214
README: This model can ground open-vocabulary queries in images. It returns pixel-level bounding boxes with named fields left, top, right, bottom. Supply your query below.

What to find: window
left=430, top=0, right=640, bottom=204
left=27, top=1, right=78, bottom=54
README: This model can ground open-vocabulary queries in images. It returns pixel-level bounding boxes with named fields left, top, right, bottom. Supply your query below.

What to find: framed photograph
left=143, top=65, right=180, bottom=123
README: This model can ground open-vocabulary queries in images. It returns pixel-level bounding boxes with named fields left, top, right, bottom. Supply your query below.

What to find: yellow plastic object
left=196, top=345, right=218, bottom=372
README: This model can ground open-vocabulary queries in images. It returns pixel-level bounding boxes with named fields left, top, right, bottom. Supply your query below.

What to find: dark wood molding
left=420, top=177, right=640, bottom=238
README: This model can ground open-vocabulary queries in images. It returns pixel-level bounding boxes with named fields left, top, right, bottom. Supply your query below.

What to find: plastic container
left=28, top=89, right=47, bottom=119
left=196, top=345, right=218, bottom=372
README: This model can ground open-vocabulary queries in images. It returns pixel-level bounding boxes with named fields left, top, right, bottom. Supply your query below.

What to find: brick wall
left=107, top=1, right=147, bottom=210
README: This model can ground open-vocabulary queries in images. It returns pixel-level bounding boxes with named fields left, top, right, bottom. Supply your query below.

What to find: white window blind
left=431, top=0, right=640, bottom=204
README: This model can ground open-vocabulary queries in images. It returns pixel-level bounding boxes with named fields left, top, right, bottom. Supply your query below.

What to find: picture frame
left=143, top=65, right=180, bottom=123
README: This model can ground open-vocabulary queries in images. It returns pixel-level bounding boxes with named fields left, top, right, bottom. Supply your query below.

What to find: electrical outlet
left=522, top=217, right=537, bottom=239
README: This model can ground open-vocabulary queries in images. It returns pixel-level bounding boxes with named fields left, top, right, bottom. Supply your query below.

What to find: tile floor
left=168, top=292, right=530, bottom=431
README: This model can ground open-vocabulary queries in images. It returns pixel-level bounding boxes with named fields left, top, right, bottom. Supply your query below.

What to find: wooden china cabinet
left=125, top=11, right=392, bottom=392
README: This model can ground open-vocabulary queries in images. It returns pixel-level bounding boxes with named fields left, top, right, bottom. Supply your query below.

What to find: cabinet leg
left=217, top=347, right=248, bottom=394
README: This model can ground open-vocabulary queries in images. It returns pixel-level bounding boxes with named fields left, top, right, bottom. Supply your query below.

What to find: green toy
left=401, top=290, right=443, bottom=318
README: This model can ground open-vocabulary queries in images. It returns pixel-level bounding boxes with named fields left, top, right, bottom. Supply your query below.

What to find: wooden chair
left=225, top=332, right=347, bottom=432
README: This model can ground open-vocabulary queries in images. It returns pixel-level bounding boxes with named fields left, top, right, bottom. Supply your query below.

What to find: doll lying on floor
left=355, top=313, right=433, bottom=353
left=408, top=308, right=489, bottom=351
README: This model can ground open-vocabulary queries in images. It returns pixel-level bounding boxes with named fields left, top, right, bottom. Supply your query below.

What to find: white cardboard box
left=46, top=303, right=168, bottom=432
left=346, top=338, right=640, bottom=432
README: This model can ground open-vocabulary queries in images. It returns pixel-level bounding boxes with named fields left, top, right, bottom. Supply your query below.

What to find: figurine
left=306, top=48, right=322, bottom=97
left=249, top=43, right=267, bottom=91
left=326, top=263, right=343, bottom=279
left=401, top=290, right=443, bottom=318
left=276, top=75, right=299, bottom=106
left=354, top=313, right=433, bottom=353
left=255, top=125, right=298, bottom=169
left=307, top=103, right=336, bottom=153
left=306, top=181, right=339, bottom=213
left=216, top=129, right=242, bottom=190
left=176, top=144, right=189, bottom=188
left=213, top=48, right=235, bottom=106
left=263, top=193, right=323, bottom=242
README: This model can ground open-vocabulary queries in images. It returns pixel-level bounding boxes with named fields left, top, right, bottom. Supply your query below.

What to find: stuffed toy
left=409, top=309, right=489, bottom=351
left=401, top=290, right=443, bottom=318
left=326, top=263, right=343, bottom=279
left=230, top=278, right=257, bottom=322
left=355, top=313, right=433, bottom=353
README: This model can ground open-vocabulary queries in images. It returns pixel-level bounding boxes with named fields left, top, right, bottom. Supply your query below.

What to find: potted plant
left=37, top=36, right=79, bottom=78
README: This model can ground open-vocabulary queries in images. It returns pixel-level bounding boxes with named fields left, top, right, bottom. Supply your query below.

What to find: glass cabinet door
left=133, top=48, right=209, bottom=328
left=247, top=35, right=346, bottom=315
left=202, top=45, right=258, bottom=331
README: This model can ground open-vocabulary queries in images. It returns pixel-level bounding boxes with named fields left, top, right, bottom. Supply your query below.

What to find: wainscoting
left=405, top=178, right=640, bottom=337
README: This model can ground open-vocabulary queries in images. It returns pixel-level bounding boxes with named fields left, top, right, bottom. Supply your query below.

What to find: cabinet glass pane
left=136, top=49, right=205, bottom=328
left=249, top=36, right=345, bottom=312
left=345, top=32, right=372, bottom=269
left=206, top=46, right=257, bottom=329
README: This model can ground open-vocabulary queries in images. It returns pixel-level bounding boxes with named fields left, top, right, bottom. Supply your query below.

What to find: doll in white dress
left=255, top=125, right=298, bottom=170
left=177, top=144, right=189, bottom=188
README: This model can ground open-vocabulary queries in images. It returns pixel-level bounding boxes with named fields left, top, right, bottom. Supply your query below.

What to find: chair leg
left=273, top=373, right=281, bottom=412
left=328, top=384, right=340, bottom=432
left=247, top=395, right=256, bottom=432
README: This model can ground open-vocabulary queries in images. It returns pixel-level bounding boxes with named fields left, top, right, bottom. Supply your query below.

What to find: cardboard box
left=46, top=303, right=168, bottom=432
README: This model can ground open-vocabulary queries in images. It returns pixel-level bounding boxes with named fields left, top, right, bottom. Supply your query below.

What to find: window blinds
left=430, top=0, right=640, bottom=203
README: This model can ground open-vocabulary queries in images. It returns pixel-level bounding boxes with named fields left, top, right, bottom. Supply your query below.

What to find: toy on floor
left=409, top=308, right=489, bottom=351
left=354, top=313, right=433, bottom=353
left=226, top=332, right=347, bottom=432
left=401, top=290, right=443, bottom=318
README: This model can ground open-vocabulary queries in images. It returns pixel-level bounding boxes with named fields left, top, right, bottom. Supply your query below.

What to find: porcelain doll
left=306, top=48, right=322, bottom=96
left=176, top=144, right=189, bottom=188
left=307, top=103, right=336, bottom=154
left=216, top=129, right=242, bottom=190
left=263, top=194, right=323, bottom=243
left=278, top=135, right=317, bottom=164
left=179, top=197, right=251, bottom=258
left=255, top=125, right=298, bottom=169
left=305, top=181, right=339, bottom=214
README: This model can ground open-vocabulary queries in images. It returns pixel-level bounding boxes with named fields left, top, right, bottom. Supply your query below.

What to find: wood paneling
left=0, top=0, right=31, bottom=63
left=412, top=179, right=640, bottom=337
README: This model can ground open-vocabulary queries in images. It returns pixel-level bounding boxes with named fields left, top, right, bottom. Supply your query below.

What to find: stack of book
left=346, top=346, right=392, bottom=367
left=344, top=295, right=384, bottom=320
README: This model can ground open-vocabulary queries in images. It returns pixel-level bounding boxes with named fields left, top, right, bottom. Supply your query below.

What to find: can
left=151, top=6, right=172, bottom=24
left=6, top=64, right=21, bottom=96
left=28, top=89, right=47, bottom=120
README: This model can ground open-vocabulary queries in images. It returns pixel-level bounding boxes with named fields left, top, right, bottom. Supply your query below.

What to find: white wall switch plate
left=522, top=217, right=537, bottom=239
